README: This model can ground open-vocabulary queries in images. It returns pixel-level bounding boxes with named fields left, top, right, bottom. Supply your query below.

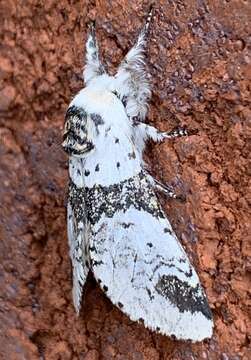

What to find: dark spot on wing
left=185, top=267, right=193, bottom=278
left=118, top=302, right=124, bottom=308
left=85, top=170, right=90, bottom=176
left=95, top=164, right=100, bottom=172
left=164, top=228, right=172, bottom=234
left=90, top=113, right=104, bottom=126
left=77, top=169, right=81, bottom=176
left=92, top=259, right=103, bottom=267
left=90, top=113, right=104, bottom=135
left=146, top=287, right=154, bottom=301
left=121, top=222, right=134, bottom=229
left=132, top=116, right=140, bottom=126
left=121, top=95, right=128, bottom=108
left=138, top=318, right=144, bottom=324
left=155, top=275, right=213, bottom=320
left=103, top=285, right=108, bottom=292
left=115, top=138, right=119, bottom=143
left=128, top=151, right=136, bottom=160
left=116, top=162, right=120, bottom=168
left=68, top=180, right=86, bottom=223
left=147, top=242, right=153, bottom=248
left=89, top=245, right=97, bottom=253
left=112, top=90, right=119, bottom=98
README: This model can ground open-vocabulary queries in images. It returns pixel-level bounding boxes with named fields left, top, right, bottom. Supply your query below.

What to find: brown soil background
left=0, top=1, right=250, bottom=359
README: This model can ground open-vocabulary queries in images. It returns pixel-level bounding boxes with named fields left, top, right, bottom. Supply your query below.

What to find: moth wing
left=68, top=159, right=90, bottom=313
left=90, top=206, right=213, bottom=341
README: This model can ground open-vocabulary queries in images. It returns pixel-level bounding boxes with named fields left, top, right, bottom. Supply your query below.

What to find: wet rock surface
left=0, top=1, right=250, bottom=359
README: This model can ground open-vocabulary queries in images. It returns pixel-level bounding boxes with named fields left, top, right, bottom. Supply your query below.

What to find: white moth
left=62, top=7, right=213, bottom=341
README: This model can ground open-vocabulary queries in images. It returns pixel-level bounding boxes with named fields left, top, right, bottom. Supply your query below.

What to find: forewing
left=68, top=165, right=90, bottom=313
left=90, top=197, right=213, bottom=341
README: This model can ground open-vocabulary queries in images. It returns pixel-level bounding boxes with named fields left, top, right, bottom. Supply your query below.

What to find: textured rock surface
left=0, top=1, right=250, bottom=359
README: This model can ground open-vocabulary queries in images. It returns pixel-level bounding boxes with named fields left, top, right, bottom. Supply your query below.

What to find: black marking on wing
left=155, top=274, right=213, bottom=320
left=121, top=95, right=128, bottom=108
left=89, top=245, right=98, bottom=253
left=185, top=267, right=193, bottom=278
left=164, top=228, right=172, bottom=234
left=68, top=180, right=86, bottom=223
left=146, top=287, right=154, bottom=301
left=132, top=116, right=140, bottom=127
left=92, top=259, right=104, bottom=267
left=85, top=171, right=165, bottom=225
left=118, top=302, right=124, bottom=308
left=90, top=113, right=104, bottom=134
left=120, top=222, right=134, bottom=229
left=128, top=151, right=136, bottom=159
left=90, top=113, right=104, bottom=125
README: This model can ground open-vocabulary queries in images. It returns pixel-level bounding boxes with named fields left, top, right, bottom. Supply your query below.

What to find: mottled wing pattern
left=68, top=161, right=90, bottom=313
left=88, top=172, right=213, bottom=341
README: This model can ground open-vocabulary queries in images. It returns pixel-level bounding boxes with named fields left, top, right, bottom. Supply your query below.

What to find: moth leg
left=162, top=127, right=198, bottom=140
left=136, top=123, right=198, bottom=143
left=153, top=178, right=186, bottom=202
left=146, top=173, right=186, bottom=201
left=115, top=5, right=154, bottom=120
left=134, top=122, right=167, bottom=143
left=83, top=20, right=106, bottom=84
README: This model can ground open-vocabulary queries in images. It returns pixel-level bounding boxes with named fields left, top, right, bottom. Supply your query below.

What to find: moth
left=62, top=6, right=213, bottom=341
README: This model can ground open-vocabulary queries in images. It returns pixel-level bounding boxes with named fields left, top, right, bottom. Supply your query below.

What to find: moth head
left=62, top=107, right=94, bottom=157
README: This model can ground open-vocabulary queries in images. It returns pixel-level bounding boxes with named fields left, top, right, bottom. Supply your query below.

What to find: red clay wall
left=0, top=1, right=250, bottom=359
